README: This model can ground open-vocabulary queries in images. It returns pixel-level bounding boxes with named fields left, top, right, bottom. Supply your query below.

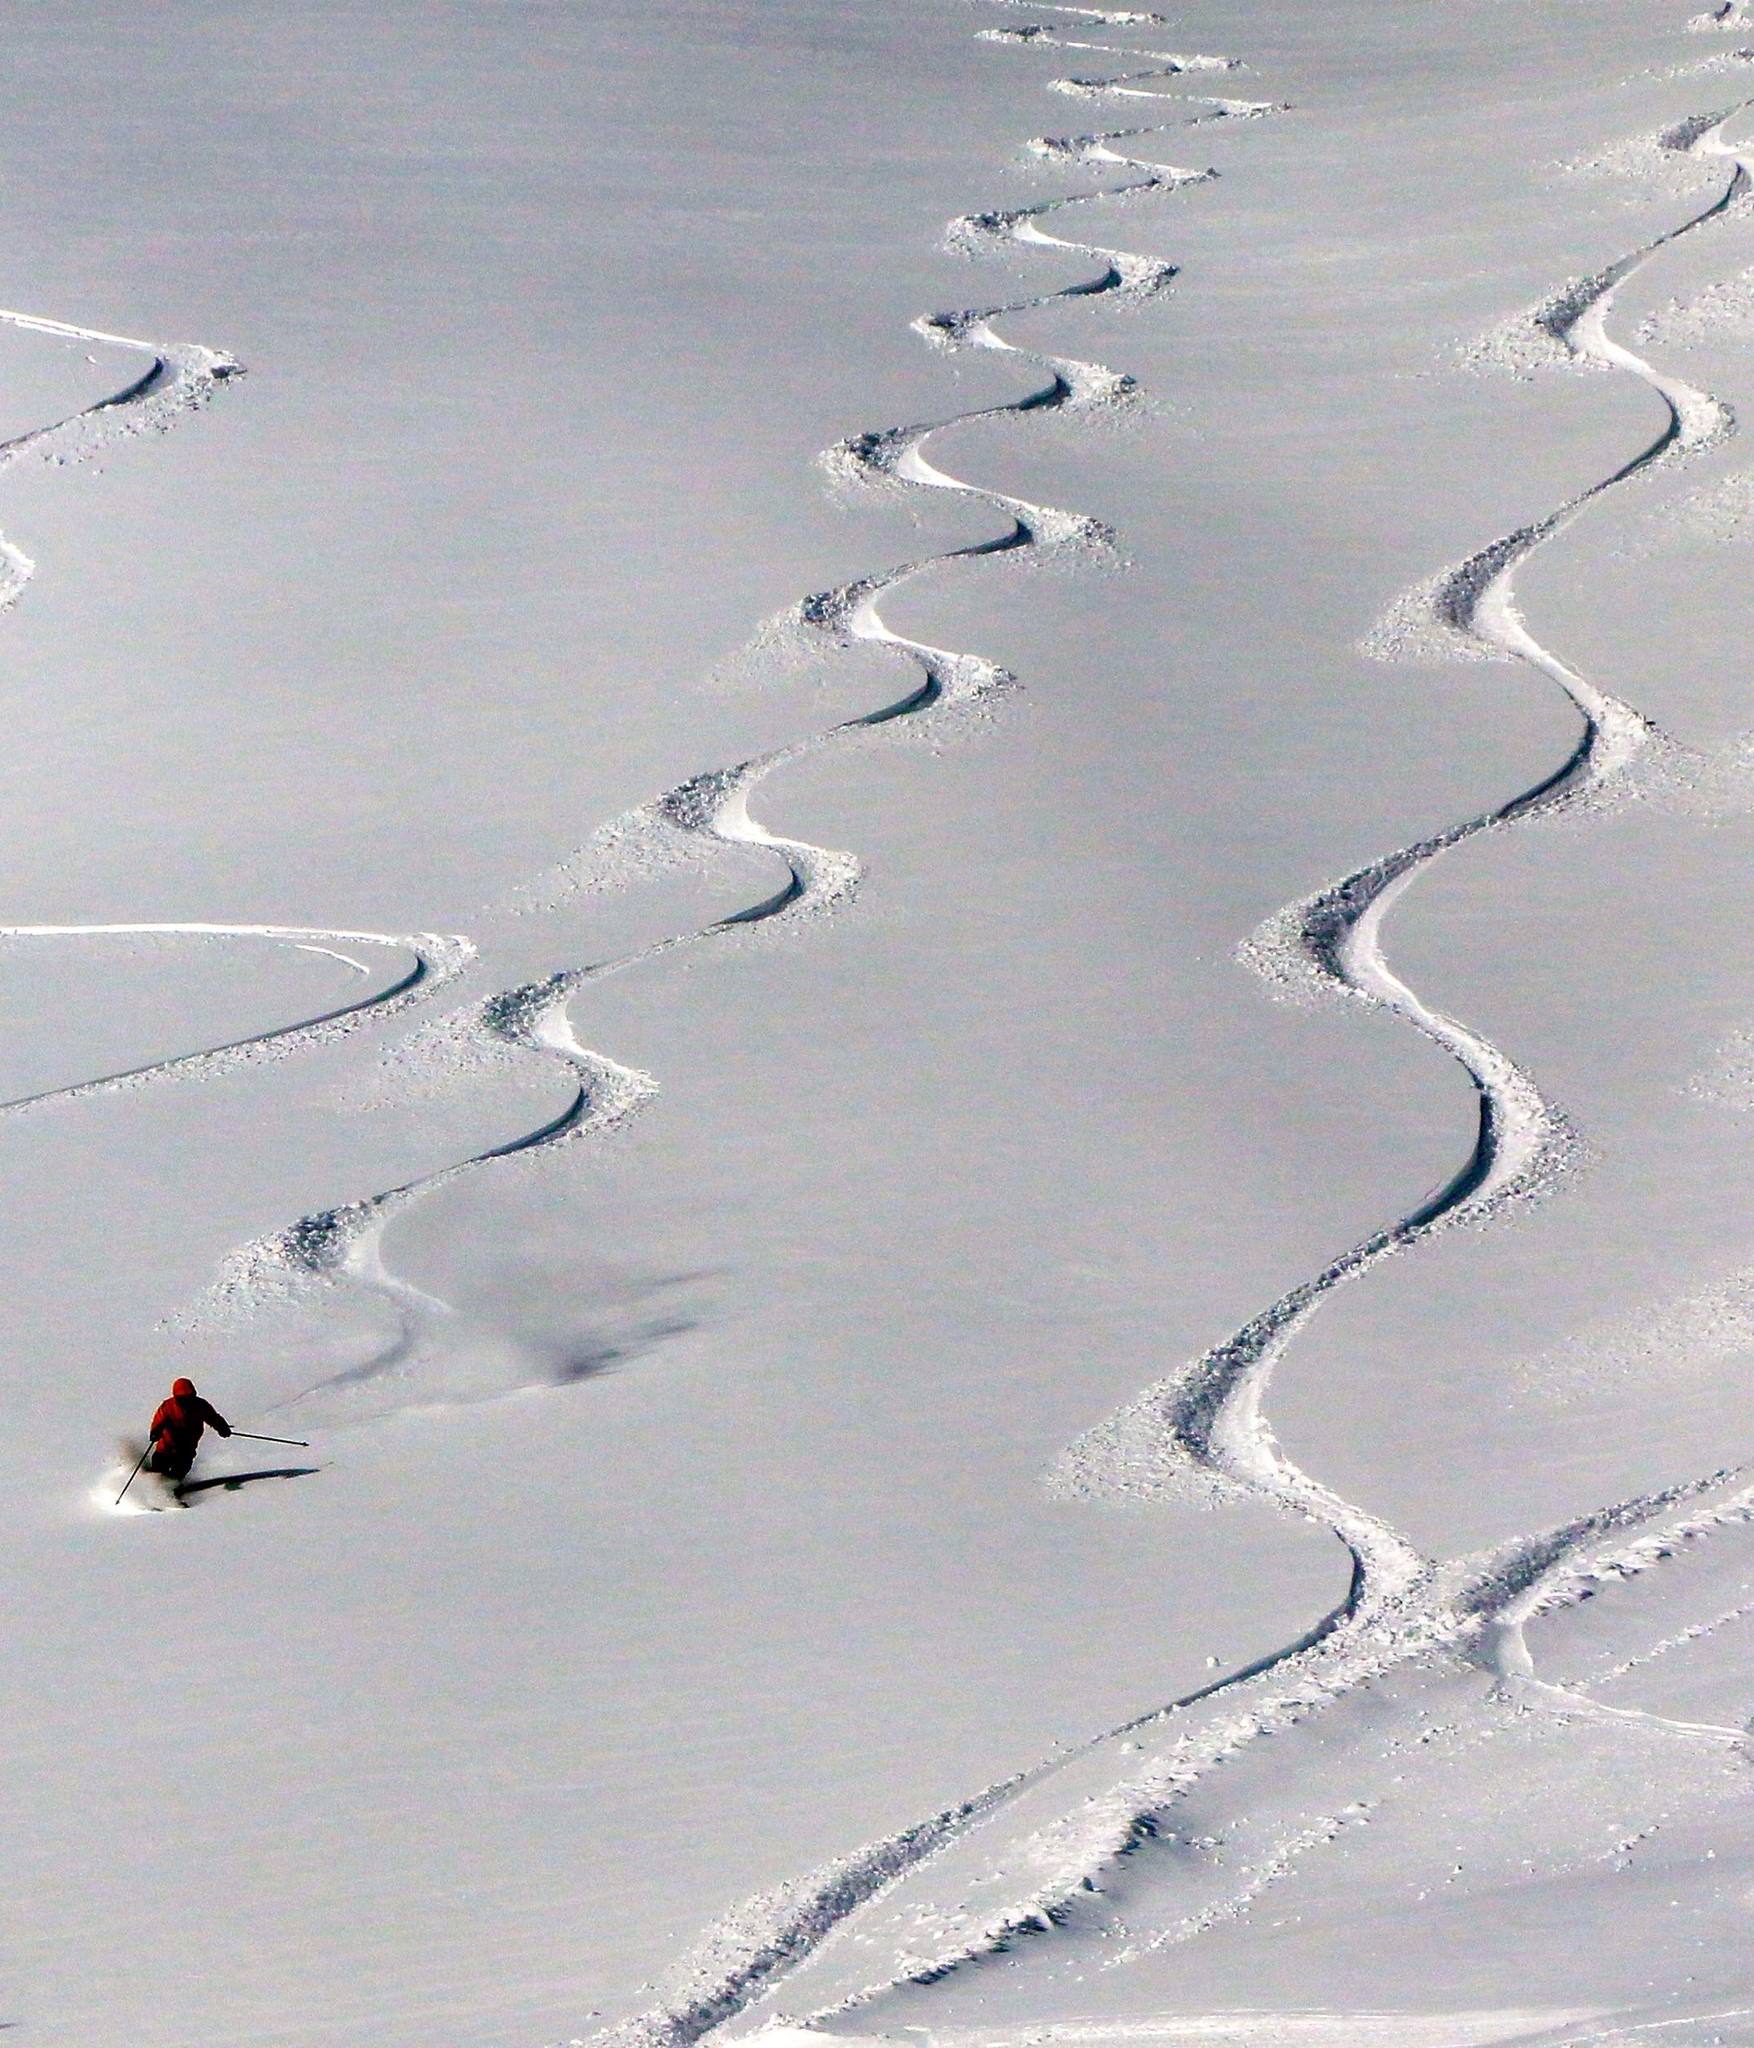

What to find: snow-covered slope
left=0, top=3, right=1752, bottom=2046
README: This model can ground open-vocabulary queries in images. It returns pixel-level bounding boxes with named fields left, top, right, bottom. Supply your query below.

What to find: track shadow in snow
left=248, top=1264, right=716, bottom=1429
left=179, top=1466, right=321, bottom=1498
left=546, top=1312, right=701, bottom=1385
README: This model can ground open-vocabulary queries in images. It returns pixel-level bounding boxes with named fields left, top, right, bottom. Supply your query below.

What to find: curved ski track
left=212, top=16, right=1231, bottom=1397
left=0, top=923, right=474, bottom=1112
left=0, top=312, right=477, bottom=1111
left=568, top=56, right=1754, bottom=2048
left=0, top=306, right=240, bottom=629
left=24, top=10, right=1745, bottom=2037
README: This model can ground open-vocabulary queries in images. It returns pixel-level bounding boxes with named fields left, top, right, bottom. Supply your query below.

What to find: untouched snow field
left=3, top=1, right=1754, bottom=2044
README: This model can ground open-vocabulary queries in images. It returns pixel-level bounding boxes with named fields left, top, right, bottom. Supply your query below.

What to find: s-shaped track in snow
left=557, top=61, right=1754, bottom=2048
left=209, top=8, right=1237, bottom=1422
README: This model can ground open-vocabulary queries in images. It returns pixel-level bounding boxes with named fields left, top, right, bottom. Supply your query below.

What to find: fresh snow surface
left=3, top=2, right=1754, bottom=2046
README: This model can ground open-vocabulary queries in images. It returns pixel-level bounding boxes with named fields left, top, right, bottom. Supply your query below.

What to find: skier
left=146, top=1377, right=232, bottom=1485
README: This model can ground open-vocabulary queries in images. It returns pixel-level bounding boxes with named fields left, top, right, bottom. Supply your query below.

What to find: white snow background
left=2, top=2, right=1754, bottom=2046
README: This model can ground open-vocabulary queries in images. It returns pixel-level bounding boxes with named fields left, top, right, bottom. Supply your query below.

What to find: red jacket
left=151, top=1390, right=231, bottom=1456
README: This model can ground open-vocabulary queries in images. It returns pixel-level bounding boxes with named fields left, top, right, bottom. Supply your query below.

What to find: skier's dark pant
left=147, top=1442, right=196, bottom=1483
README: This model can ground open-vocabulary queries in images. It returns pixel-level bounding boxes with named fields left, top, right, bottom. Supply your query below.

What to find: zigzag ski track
left=552, top=32, right=1754, bottom=2048
left=201, top=4, right=1238, bottom=1410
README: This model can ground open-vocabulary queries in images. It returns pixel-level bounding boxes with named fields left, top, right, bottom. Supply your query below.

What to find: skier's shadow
left=178, top=1465, right=321, bottom=1498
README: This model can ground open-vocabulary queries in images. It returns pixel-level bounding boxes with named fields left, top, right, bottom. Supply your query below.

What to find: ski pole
left=228, top=1430, right=310, bottom=1448
left=115, top=1444, right=153, bottom=1507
